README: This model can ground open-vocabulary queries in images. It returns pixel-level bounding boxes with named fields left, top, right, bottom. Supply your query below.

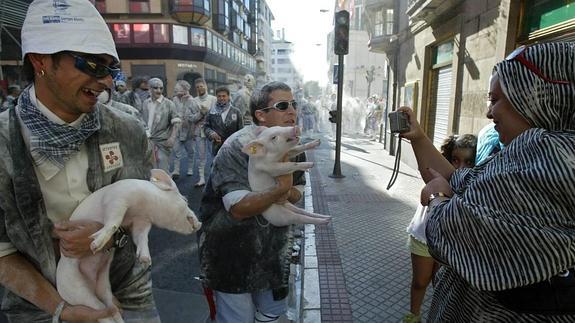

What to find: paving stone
left=307, top=133, right=432, bottom=323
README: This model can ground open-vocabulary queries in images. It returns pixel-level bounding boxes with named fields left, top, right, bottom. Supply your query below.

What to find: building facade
left=269, top=33, right=302, bottom=90
left=254, top=0, right=274, bottom=86
left=328, top=0, right=388, bottom=100
left=97, top=0, right=256, bottom=96
left=364, top=0, right=575, bottom=168
left=0, top=0, right=264, bottom=97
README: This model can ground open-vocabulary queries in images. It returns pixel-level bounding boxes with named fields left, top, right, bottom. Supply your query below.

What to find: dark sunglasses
left=68, top=53, right=121, bottom=79
left=505, top=46, right=570, bottom=85
left=261, top=100, right=298, bottom=111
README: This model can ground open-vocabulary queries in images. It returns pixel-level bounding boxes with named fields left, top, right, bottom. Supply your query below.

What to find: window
left=218, top=37, right=224, bottom=55
left=153, top=24, right=170, bottom=43
left=277, top=58, right=289, bottom=64
left=353, top=6, right=362, bottom=30
left=191, top=28, right=206, bottom=46
left=374, top=9, right=384, bottom=36
left=277, top=49, right=287, bottom=55
left=233, top=2, right=240, bottom=28
left=95, top=0, right=106, bottom=13
left=207, top=30, right=213, bottom=50
left=133, top=24, right=150, bottom=43
left=113, top=24, right=131, bottom=43
left=386, top=9, right=394, bottom=35
left=129, top=0, right=150, bottom=13
left=214, top=36, right=220, bottom=53
left=224, top=1, right=230, bottom=27
left=204, top=0, right=210, bottom=11
left=173, top=25, right=189, bottom=45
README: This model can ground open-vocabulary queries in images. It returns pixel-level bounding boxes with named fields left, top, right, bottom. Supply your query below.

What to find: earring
left=38, top=70, right=45, bottom=77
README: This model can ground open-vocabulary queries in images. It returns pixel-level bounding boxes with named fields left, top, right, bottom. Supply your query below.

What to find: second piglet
left=242, top=126, right=331, bottom=226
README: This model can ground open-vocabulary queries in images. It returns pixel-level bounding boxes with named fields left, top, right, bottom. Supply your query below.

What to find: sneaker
left=171, top=172, right=180, bottom=180
left=187, top=170, right=194, bottom=176
left=195, top=178, right=205, bottom=187
left=403, top=313, right=421, bottom=323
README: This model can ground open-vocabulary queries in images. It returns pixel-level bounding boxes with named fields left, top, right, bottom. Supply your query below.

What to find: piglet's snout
left=293, top=127, right=301, bottom=137
left=187, top=214, right=202, bottom=231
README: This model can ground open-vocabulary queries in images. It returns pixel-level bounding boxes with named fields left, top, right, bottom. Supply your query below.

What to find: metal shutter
left=432, top=66, right=452, bottom=147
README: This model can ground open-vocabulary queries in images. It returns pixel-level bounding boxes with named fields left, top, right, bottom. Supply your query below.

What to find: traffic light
left=329, top=110, right=338, bottom=123
left=334, top=10, right=350, bottom=55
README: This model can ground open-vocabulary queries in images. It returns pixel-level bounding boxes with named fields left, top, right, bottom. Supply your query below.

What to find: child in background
left=403, top=134, right=477, bottom=323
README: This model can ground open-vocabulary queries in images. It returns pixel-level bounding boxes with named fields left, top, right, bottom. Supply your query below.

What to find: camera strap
left=386, top=135, right=402, bottom=190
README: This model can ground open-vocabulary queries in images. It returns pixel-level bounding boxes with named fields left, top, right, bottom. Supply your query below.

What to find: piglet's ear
left=242, top=141, right=266, bottom=157
left=150, top=169, right=177, bottom=191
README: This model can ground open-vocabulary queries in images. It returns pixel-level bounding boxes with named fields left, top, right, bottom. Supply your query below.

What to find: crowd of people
left=0, top=1, right=574, bottom=323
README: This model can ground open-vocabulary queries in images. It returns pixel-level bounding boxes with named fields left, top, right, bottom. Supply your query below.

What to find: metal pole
left=330, top=54, right=345, bottom=178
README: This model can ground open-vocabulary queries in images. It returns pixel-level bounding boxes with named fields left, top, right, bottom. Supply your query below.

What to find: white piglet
left=242, top=126, right=331, bottom=226
left=56, top=169, right=201, bottom=323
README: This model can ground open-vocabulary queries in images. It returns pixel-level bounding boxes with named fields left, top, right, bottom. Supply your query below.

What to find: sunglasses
left=505, top=46, right=570, bottom=85
left=261, top=100, right=298, bottom=111
left=68, top=53, right=121, bottom=79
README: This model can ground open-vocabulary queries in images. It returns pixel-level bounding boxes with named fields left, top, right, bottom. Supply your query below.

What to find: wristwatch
left=428, top=192, right=451, bottom=204
left=107, top=227, right=129, bottom=252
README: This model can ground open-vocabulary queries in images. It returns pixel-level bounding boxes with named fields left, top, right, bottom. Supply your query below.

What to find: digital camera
left=388, top=111, right=410, bottom=133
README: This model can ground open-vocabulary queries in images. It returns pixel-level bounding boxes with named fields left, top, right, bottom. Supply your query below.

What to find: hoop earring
left=38, top=70, right=45, bottom=77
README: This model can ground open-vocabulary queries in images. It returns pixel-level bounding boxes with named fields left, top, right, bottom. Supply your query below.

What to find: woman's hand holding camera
left=397, top=107, right=426, bottom=142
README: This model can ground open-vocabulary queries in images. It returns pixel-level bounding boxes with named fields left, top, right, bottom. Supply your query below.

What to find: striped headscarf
left=426, top=42, right=575, bottom=321
left=495, top=42, right=575, bottom=131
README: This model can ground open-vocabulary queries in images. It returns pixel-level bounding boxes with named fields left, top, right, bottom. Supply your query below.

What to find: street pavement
left=303, top=130, right=432, bottom=323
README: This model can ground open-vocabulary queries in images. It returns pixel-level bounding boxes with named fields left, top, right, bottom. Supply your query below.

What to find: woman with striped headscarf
left=398, top=42, right=575, bottom=322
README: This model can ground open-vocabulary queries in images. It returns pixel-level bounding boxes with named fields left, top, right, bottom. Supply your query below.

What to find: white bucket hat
left=21, top=0, right=119, bottom=62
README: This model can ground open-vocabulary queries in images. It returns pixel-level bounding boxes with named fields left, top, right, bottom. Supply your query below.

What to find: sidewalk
left=301, top=132, right=431, bottom=323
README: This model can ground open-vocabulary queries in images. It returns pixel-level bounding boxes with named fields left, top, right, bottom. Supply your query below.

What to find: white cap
left=21, top=0, right=119, bottom=62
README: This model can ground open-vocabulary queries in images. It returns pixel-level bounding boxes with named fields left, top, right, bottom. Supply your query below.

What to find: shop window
left=153, top=24, right=170, bottom=43
left=134, top=24, right=151, bottom=43
left=130, top=0, right=150, bottom=13
left=113, top=24, right=131, bottom=44
left=173, top=25, right=189, bottom=45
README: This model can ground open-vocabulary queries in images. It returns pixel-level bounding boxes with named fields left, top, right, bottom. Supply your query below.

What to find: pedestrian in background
left=404, top=134, right=477, bottom=323
left=0, top=0, right=159, bottom=321
left=142, top=77, right=181, bottom=173
left=203, top=86, right=243, bottom=156
left=171, top=80, right=200, bottom=179
left=1, top=85, right=21, bottom=112
left=199, top=81, right=304, bottom=323
left=123, top=77, right=146, bottom=113
left=172, top=80, right=202, bottom=179
left=400, top=42, right=575, bottom=321
left=193, top=78, right=217, bottom=187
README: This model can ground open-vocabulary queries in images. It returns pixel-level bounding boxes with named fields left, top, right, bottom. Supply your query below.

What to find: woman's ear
left=254, top=110, right=266, bottom=124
